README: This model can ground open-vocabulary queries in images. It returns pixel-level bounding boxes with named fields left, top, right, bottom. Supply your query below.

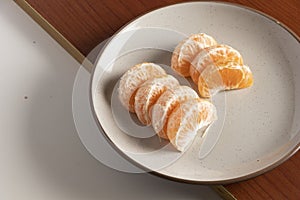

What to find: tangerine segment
left=151, top=86, right=199, bottom=139
left=134, top=75, right=179, bottom=125
left=190, top=44, right=244, bottom=84
left=238, top=65, right=254, bottom=88
left=118, top=63, right=166, bottom=112
left=198, top=64, right=253, bottom=98
left=167, top=98, right=217, bottom=152
left=171, top=33, right=217, bottom=77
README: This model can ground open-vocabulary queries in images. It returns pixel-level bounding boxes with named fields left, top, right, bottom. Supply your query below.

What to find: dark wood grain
left=25, top=0, right=300, bottom=56
left=226, top=152, right=300, bottom=199
left=20, top=0, right=300, bottom=199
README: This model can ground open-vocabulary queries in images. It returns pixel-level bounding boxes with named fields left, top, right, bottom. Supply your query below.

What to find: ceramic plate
left=90, top=2, right=300, bottom=184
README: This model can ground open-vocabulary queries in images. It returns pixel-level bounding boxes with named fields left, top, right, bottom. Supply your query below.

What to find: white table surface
left=0, top=1, right=222, bottom=199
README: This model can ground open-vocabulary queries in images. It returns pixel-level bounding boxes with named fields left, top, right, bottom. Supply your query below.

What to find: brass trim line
left=212, top=185, right=237, bottom=200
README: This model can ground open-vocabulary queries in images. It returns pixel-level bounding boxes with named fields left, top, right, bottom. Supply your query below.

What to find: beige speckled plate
left=90, top=2, right=300, bottom=184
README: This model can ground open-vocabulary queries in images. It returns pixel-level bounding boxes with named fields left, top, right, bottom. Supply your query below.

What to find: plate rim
left=89, top=1, right=300, bottom=184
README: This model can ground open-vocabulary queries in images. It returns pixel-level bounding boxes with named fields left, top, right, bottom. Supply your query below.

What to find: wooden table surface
left=16, top=0, right=300, bottom=199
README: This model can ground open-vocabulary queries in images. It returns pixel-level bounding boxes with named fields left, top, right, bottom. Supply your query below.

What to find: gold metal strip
left=212, top=185, right=237, bottom=200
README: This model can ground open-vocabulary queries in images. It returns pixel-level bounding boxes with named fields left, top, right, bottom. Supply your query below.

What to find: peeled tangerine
left=198, top=63, right=253, bottom=98
left=167, top=98, right=217, bottom=152
left=151, top=85, right=199, bottom=139
left=134, top=75, right=179, bottom=125
left=189, top=44, right=253, bottom=98
left=171, top=33, right=217, bottom=77
left=190, top=44, right=244, bottom=84
left=118, top=62, right=166, bottom=112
